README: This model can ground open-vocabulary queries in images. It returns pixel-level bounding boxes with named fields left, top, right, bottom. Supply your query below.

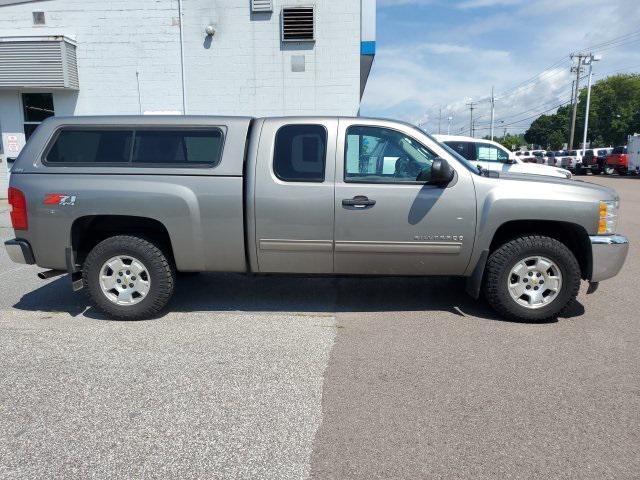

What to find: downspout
left=178, top=0, right=187, bottom=114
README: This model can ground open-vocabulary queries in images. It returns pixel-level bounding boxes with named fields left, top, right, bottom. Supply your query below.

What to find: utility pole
left=447, top=116, right=452, bottom=135
left=490, top=86, right=495, bottom=141
left=581, top=53, right=601, bottom=155
left=438, top=108, right=442, bottom=134
left=466, top=102, right=475, bottom=137
left=569, top=53, right=585, bottom=150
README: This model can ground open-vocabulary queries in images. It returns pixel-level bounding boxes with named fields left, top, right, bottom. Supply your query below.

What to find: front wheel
left=83, top=235, right=175, bottom=320
left=483, top=236, right=580, bottom=322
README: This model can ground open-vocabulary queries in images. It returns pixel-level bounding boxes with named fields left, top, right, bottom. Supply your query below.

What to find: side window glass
left=273, top=124, right=327, bottom=182
left=444, top=141, right=473, bottom=160
left=132, top=129, right=223, bottom=165
left=345, top=126, right=436, bottom=183
left=477, top=143, right=501, bottom=162
left=46, top=130, right=133, bottom=164
left=496, top=147, right=509, bottom=162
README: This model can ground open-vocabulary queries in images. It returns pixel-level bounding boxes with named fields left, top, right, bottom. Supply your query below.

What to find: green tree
left=524, top=73, right=640, bottom=148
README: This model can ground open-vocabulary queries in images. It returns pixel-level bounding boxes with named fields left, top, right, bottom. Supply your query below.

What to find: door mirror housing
left=428, top=157, right=455, bottom=185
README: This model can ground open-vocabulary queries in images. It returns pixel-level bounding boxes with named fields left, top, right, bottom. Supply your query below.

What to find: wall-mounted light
left=205, top=25, right=216, bottom=36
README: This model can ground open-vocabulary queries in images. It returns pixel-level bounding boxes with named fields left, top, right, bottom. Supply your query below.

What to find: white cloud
left=362, top=0, right=640, bottom=135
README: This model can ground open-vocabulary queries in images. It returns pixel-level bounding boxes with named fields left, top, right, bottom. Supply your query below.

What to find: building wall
left=0, top=0, right=367, bottom=192
left=0, top=0, right=362, bottom=116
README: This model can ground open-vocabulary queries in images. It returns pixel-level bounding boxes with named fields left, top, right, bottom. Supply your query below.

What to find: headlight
left=598, top=200, right=619, bottom=234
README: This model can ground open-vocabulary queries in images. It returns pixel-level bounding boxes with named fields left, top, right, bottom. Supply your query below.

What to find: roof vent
left=251, top=0, right=272, bottom=12
left=281, top=7, right=314, bottom=42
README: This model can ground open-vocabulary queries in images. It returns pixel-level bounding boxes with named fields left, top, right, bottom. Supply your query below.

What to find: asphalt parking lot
left=0, top=176, right=638, bottom=479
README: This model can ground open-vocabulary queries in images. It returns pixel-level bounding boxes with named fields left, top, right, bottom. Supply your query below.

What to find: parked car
left=5, top=115, right=626, bottom=322
left=564, top=150, right=584, bottom=172
left=544, top=151, right=569, bottom=166
left=433, top=135, right=571, bottom=179
left=580, top=148, right=612, bottom=175
left=605, top=146, right=628, bottom=175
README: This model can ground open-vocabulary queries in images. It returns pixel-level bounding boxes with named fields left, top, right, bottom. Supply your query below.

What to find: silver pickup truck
left=4, top=115, right=629, bottom=321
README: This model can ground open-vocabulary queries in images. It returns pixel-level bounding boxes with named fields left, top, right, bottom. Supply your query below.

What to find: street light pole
left=581, top=54, right=600, bottom=156
left=490, top=86, right=495, bottom=141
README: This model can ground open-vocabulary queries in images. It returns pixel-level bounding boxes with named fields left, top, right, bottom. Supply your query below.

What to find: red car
left=605, top=146, right=628, bottom=175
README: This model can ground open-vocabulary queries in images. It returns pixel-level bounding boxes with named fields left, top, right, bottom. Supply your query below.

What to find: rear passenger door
left=253, top=119, right=337, bottom=273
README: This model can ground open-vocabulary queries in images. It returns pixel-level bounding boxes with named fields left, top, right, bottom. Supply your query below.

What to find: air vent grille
left=251, top=0, right=272, bottom=12
left=281, top=7, right=314, bottom=42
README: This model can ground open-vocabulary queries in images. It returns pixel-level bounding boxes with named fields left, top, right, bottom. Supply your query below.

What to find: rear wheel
left=483, top=236, right=580, bottom=322
left=83, top=235, right=175, bottom=320
left=604, top=166, right=615, bottom=175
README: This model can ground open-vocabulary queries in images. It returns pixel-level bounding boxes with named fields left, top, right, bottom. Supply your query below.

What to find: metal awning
left=0, top=36, right=79, bottom=90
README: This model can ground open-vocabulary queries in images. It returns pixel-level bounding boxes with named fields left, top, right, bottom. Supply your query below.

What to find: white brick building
left=0, top=0, right=376, bottom=192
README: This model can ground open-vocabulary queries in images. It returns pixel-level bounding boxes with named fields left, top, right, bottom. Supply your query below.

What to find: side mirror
left=428, top=157, right=455, bottom=185
left=504, top=157, right=516, bottom=164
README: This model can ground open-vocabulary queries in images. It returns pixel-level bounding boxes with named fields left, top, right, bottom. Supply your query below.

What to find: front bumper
left=4, top=239, right=35, bottom=265
left=589, top=235, right=629, bottom=282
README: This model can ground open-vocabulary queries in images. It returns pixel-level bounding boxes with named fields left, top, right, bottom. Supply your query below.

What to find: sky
left=359, top=0, right=640, bottom=136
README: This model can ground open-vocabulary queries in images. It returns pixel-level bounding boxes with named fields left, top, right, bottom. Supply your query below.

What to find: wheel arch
left=489, top=220, right=591, bottom=280
left=71, top=215, right=175, bottom=269
left=466, top=219, right=592, bottom=299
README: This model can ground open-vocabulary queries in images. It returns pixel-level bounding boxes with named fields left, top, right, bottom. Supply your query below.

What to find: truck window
left=345, top=126, right=436, bottom=183
left=477, top=143, right=508, bottom=162
left=46, top=130, right=133, bottom=164
left=444, top=141, right=474, bottom=160
left=45, top=128, right=223, bottom=166
left=132, top=129, right=223, bottom=165
left=273, top=124, right=327, bottom=182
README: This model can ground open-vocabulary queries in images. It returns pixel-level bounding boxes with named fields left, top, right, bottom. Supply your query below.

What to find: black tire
left=483, top=236, right=580, bottom=322
left=83, top=235, right=175, bottom=320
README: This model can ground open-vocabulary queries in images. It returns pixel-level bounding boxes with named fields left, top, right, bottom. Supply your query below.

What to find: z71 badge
left=43, top=193, right=77, bottom=206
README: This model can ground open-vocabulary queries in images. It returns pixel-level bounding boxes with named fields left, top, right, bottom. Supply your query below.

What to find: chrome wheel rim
left=99, top=256, right=151, bottom=306
left=507, top=256, right=562, bottom=309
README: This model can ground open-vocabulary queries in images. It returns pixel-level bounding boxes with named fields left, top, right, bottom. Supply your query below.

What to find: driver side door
left=334, top=119, right=477, bottom=275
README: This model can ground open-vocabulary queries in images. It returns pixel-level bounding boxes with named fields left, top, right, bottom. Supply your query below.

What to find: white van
left=433, top=135, right=572, bottom=179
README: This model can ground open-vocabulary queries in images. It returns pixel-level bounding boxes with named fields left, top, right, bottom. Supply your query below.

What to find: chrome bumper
left=589, top=235, right=629, bottom=282
left=4, top=239, right=35, bottom=265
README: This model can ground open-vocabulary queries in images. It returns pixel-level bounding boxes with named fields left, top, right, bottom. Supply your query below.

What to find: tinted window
left=444, top=141, right=474, bottom=160
left=273, top=124, right=327, bottom=182
left=346, top=126, right=436, bottom=183
left=46, top=130, right=133, bottom=164
left=477, top=143, right=508, bottom=162
left=132, top=129, right=223, bottom=165
left=612, top=146, right=627, bottom=154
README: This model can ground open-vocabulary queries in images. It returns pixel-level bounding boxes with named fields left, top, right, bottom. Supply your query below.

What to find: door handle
left=342, top=195, right=376, bottom=208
